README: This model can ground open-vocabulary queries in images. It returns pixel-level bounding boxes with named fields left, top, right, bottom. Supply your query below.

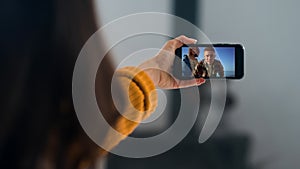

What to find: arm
left=100, top=36, right=205, bottom=153
left=100, top=67, right=157, bottom=153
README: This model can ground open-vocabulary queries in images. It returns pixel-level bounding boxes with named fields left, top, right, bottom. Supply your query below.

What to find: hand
left=138, top=35, right=205, bottom=89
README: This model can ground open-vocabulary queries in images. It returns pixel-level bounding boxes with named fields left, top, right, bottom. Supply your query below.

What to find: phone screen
left=175, top=44, right=244, bottom=79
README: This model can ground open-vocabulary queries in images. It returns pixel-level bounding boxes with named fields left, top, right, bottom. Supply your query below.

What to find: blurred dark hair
left=204, top=46, right=216, bottom=53
left=0, top=0, right=114, bottom=168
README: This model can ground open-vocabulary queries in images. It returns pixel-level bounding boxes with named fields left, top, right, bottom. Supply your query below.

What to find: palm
left=138, top=35, right=205, bottom=89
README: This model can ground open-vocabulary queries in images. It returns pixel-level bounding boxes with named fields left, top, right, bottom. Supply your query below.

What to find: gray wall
left=94, top=0, right=173, bottom=132
left=94, top=0, right=172, bottom=65
left=200, top=0, right=300, bottom=168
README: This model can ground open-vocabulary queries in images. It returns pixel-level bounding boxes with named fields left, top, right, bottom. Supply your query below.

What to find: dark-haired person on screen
left=182, top=47, right=200, bottom=77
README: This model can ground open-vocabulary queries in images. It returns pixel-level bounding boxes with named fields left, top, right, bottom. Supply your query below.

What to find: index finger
left=174, top=35, right=198, bottom=49
left=161, top=35, right=197, bottom=52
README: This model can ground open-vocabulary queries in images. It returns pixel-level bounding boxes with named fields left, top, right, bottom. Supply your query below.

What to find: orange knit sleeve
left=113, top=66, right=158, bottom=135
left=100, top=67, right=158, bottom=152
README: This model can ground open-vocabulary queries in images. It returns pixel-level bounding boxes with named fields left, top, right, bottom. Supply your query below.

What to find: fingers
left=173, top=35, right=197, bottom=49
left=163, top=35, right=197, bottom=52
left=176, top=35, right=198, bottom=45
left=174, top=78, right=206, bottom=89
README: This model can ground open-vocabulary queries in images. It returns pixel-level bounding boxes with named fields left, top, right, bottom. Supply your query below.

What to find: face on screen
left=181, top=47, right=235, bottom=78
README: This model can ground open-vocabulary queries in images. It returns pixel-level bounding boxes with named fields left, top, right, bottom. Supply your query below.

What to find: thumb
left=174, top=78, right=206, bottom=89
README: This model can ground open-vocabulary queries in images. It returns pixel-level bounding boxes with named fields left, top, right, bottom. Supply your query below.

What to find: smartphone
left=174, top=44, right=244, bottom=79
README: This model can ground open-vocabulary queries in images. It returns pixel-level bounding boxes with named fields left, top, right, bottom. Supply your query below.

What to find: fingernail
left=199, top=78, right=205, bottom=83
left=196, top=78, right=204, bottom=84
left=194, top=39, right=198, bottom=44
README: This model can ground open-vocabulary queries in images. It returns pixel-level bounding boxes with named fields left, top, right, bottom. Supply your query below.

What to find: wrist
left=140, top=68, right=159, bottom=87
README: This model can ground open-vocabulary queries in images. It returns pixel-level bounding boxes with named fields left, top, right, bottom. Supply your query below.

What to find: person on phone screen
left=182, top=47, right=200, bottom=77
left=195, top=47, right=224, bottom=78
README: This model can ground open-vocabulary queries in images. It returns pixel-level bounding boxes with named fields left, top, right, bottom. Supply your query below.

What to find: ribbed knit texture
left=100, top=67, right=157, bottom=151
left=114, top=67, right=157, bottom=133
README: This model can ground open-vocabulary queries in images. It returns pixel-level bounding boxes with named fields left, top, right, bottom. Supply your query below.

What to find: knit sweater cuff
left=115, top=66, right=157, bottom=121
